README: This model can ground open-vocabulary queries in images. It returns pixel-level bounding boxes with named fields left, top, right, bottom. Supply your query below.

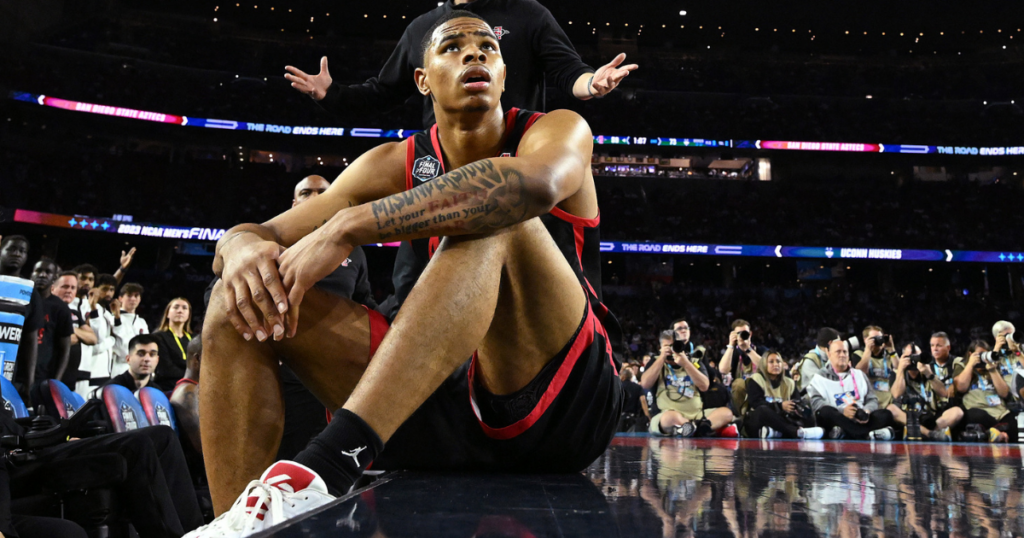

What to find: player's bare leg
left=344, top=218, right=587, bottom=441
left=201, top=283, right=372, bottom=513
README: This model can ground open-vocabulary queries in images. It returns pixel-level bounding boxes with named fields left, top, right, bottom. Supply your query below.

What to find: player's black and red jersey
left=393, top=107, right=622, bottom=358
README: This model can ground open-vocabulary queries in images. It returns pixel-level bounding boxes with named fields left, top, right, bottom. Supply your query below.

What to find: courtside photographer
left=641, top=330, right=733, bottom=437
left=888, top=343, right=963, bottom=441
left=808, top=337, right=896, bottom=440
left=742, top=350, right=823, bottom=439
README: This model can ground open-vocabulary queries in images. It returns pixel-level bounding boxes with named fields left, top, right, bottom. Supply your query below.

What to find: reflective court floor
left=258, top=436, right=1024, bottom=537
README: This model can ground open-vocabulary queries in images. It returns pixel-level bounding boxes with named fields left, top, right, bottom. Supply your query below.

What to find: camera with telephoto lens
left=854, top=408, right=870, bottom=422
left=738, top=330, right=751, bottom=341
left=667, top=340, right=700, bottom=356
left=897, top=393, right=926, bottom=440
left=975, top=350, right=1008, bottom=370
left=870, top=334, right=890, bottom=346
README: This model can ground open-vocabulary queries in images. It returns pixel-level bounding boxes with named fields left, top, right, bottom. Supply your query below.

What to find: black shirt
left=11, top=289, right=45, bottom=382
left=105, top=370, right=151, bottom=394
left=152, top=331, right=190, bottom=392
left=319, top=0, right=593, bottom=127
left=311, top=246, right=376, bottom=309
left=31, top=295, right=73, bottom=383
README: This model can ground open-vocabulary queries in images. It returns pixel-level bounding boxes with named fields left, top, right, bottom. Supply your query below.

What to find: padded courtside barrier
left=101, top=385, right=150, bottom=432
left=0, top=376, right=28, bottom=418
left=0, top=276, right=33, bottom=382
left=138, top=386, right=177, bottom=433
left=43, top=378, right=87, bottom=419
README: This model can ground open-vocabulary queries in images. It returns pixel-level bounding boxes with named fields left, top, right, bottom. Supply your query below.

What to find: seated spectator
left=807, top=338, right=896, bottom=440
left=152, top=298, right=193, bottom=392
left=719, top=319, right=761, bottom=414
left=793, top=328, right=839, bottom=392
left=742, top=350, right=823, bottom=439
left=887, top=343, right=963, bottom=442
left=104, top=334, right=159, bottom=393
left=852, top=326, right=897, bottom=410
left=641, top=330, right=734, bottom=437
left=111, top=282, right=150, bottom=377
left=955, top=340, right=1017, bottom=443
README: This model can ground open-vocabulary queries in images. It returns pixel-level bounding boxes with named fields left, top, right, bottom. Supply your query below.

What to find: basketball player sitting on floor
left=187, top=11, right=623, bottom=537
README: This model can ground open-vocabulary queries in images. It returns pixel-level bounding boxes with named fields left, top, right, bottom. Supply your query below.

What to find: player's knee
left=206, top=281, right=235, bottom=329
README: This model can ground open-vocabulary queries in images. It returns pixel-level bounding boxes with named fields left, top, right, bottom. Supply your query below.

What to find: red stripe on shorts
left=468, top=302, right=597, bottom=440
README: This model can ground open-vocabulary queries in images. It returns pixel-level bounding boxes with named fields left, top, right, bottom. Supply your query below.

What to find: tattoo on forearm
left=369, top=159, right=530, bottom=240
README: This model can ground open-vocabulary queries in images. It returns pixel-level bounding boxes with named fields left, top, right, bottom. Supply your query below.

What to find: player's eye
left=445, top=44, right=459, bottom=52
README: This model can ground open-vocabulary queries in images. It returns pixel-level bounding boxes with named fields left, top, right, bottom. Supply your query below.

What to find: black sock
left=293, top=408, right=384, bottom=496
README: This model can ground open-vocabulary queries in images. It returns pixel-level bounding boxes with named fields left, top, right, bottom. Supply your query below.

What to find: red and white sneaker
left=183, top=461, right=335, bottom=537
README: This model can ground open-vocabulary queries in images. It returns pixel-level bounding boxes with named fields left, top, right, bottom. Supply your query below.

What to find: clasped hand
left=220, top=223, right=353, bottom=341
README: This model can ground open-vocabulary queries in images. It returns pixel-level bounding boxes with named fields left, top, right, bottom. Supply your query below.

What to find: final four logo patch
left=412, top=155, right=441, bottom=182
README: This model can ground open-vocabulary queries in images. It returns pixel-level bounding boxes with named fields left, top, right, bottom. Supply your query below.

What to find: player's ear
left=414, top=67, right=431, bottom=97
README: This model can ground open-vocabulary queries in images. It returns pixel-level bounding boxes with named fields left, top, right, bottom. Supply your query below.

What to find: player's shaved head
left=293, top=175, right=331, bottom=207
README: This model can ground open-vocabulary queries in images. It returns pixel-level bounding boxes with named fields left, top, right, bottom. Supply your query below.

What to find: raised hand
left=285, top=56, right=333, bottom=101
left=120, top=247, right=137, bottom=270
left=589, top=53, right=638, bottom=98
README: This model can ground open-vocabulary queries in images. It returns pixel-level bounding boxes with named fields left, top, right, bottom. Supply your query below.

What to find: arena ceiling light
left=679, top=10, right=687, bottom=16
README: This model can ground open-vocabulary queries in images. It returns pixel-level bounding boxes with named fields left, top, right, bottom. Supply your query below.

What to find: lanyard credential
left=172, top=331, right=191, bottom=360
left=838, top=369, right=862, bottom=402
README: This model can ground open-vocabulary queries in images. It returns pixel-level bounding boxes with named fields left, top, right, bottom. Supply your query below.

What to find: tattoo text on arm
left=369, top=159, right=531, bottom=241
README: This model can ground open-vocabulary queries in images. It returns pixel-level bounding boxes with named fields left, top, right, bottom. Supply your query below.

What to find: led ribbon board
left=12, top=208, right=1024, bottom=263
left=11, top=92, right=1024, bottom=156
left=14, top=210, right=227, bottom=241
left=599, top=241, right=1024, bottom=264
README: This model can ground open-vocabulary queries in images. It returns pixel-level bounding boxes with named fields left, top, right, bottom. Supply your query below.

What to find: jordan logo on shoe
left=341, top=446, right=367, bottom=466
